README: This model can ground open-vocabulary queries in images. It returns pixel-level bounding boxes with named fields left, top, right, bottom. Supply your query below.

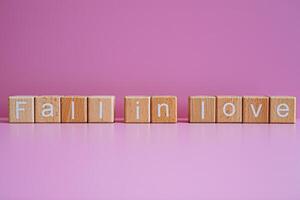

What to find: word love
left=8, top=96, right=296, bottom=124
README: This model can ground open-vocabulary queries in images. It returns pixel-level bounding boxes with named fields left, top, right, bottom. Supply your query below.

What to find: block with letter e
left=270, top=96, right=296, bottom=123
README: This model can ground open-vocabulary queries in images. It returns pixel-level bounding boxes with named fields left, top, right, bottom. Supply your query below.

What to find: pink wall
left=0, top=0, right=299, bottom=118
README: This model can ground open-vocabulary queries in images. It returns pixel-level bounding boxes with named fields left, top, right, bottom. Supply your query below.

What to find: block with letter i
left=61, top=96, right=87, bottom=123
left=35, top=96, right=61, bottom=123
left=151, top=96, right=177, bottom=123
left=189, top=96, right=216, bottom=123
left=270, top=96, right=296, bottom=123
left=243, top=96, right=269, bottom=123
left=216, top=96, right=242, bottom=123
left=9, top=96, right=35, bottom=123
left=88, top=96, right=115, bottom=123
left=124, top=96, right=151, bottom=123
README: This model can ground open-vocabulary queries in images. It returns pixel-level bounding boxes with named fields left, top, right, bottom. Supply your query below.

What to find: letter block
left=88, top=96, right=115, bottom=123
left=270, top=96, right=296, bottom=123
left=189, top=96, right=216, bottom=123
left=61, top=96, right=87, bottom=123
left=151, top=96, right=177, bottom=123
left=217, top=96, right=242, bottom=123
left=9, top=96, right=35, bottom=123
left=243, top=96, right=269, bottom=123
left=35, top=96, right=61, bottom=123
left=124, top=96, right=151, bottom=123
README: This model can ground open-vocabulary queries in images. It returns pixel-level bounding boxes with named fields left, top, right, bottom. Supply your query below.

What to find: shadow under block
left=189, top=96, right=216, bottom=123
left=151, top=96, right=177, bottom=123
left=9, top=96, right=35, bottom=123
left=270, top=96, right=296, bottom=123
left=243, top=96, right=269, bottom=123
left=217, top=96, right=242, bottom=123
left=61, top=96, right=87, bottom=123
left=88, top=96, right=115, bottom=123
left=124, top=96, right=151, bottom=123
left=35, top=96, right=61, bottom=123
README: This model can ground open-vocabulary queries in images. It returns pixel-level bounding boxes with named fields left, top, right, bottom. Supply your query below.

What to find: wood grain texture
left=9, top=96, right=35, bottom=123
left=216, top=96, right=242, bottom=123
left=243, top=96, right=269, bottom=123
left=35, top=96, right=61, bottom=123
left=61, top=96, right=87, bottom=123
left=124, top=96, right=151, bottom=123
left=270, top=96, right=296, bottom=124
left=189, top=96, right=216, bottom=123
left=151, top=96, right=177, bottom=123
left=88, top=96, right=115, bottom=123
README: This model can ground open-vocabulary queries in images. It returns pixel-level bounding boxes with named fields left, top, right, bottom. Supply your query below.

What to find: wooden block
left=9, top=96, right=34, bottom=123
left=189, top=96, right=216, bottom=123
left=216, top=96, right=242, bottom=123
left=35, top=96, right=61, bottom=123
left=61, top=96, right=87, bottom=123
left=151, top=96, right=177, bottom=123
left=88, top=96, right=115, bottom=123
left=270, top=96, right=296, bottom=123
left=243, top=96, right=269, bottom=123
left=124, top=96, right=151, bottom=123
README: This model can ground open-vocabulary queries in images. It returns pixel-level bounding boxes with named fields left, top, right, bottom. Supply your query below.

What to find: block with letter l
left=88, top=96, right=115, bottom=123
left=189, top=96, right=216, bottom=123
left=61, top=96, right=87, bottom=123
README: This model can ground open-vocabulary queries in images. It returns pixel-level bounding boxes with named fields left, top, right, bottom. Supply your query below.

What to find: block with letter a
left=35, top=96, right=61, bottom=123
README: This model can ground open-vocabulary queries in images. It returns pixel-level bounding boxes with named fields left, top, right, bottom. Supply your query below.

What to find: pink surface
left=0, top=120, right=299, bottom=199
left=0, top=0, right=299, bottom=118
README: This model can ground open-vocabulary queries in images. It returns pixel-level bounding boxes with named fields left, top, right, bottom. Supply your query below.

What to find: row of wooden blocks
left=8, top=96, right=296, bottom=123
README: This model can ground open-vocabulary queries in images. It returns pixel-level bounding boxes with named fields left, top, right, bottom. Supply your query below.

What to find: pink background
left=0, top=121, right=299, bottom=199
left=0, top=0, right=299, bottom=118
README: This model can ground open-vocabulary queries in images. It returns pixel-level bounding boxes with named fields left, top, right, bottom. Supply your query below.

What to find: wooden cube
left=216, top=96, right=242, bottom=123
left=9, top=96, right=35, bottom=123
left=35, top=96, right=61, bottom=123
left=243, top=96, right=269, bottom=123
left=151, top=96, right=177, bottom=123
left=61, top=96, right=87, bottom=123
left=88, top=96, right=115, bottom=123
left=124, top=96, right=151, bottom=123
left=270, top=96, right=296, bottom=123
left=189, top=96, right=216, bottom=123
